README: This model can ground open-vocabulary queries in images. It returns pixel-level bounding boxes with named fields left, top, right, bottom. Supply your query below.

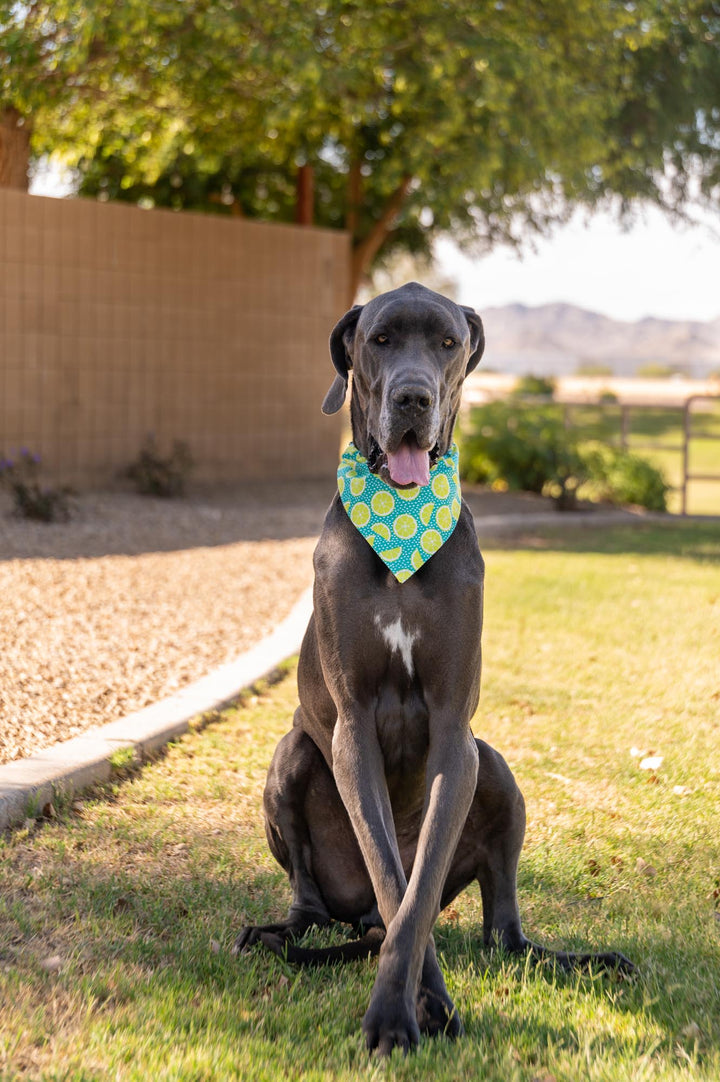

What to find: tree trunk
left=347, top=174, right=412, bottom=305
left=295, top=163, right=314, bottom=225
left=0, top=108, right=31, bottom=190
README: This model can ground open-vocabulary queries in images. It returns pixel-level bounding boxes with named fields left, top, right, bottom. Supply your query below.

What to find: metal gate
left=560, top=395, right=720, bottom=515
left=681, top=395, right=720, bottom=515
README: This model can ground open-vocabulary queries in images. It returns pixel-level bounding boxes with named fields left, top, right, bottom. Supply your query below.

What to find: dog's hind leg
left=233, top=722, right=331, bottom=955
left=469, top=740, right=635, bottom=974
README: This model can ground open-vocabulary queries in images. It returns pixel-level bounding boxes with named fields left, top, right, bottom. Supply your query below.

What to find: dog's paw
left=231, top=922, right=291, bottom=957
left=523, top=939, right=637, bottom=977
left=416, top=984, right=464, bottom=1039
left=585, top=950, right=637, bottom=976
left=363, top=994, right=421, bottom=1057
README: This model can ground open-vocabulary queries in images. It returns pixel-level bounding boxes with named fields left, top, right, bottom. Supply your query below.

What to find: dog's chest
left=374, top=614, right=418, bottom=678
left=371, top=613, right=429, bottom=779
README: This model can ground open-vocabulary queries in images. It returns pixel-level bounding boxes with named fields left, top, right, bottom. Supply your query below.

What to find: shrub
left=459, top=404, right=670, bottom=512
left=580, top=444, right=669, bottom=511
left=576, top=362, right=614, bottom=377
left=511, top=374, right=557, bottom=399
left=0, top=449, right=74, bottom=522
left=459, top=402, right=587, bottom=508
left=124, top=435, right=194, bottom=497
left=636, top=362, right=678, bottom=379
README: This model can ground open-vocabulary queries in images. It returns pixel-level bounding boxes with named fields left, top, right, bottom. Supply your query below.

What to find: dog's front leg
left=364, top=725, right=478, bottom=1054
left=331, top=715, right=409, bottom=929
left=333, top=715, right=479, bottom=1055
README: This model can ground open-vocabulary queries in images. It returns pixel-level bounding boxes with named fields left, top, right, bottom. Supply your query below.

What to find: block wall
left=0, top=190, right=350, bottom=487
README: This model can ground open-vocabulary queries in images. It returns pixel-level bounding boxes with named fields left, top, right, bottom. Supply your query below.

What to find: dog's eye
left=374, top=334, right=389, bottom=345
left=442, top=337, right=456, bottom=349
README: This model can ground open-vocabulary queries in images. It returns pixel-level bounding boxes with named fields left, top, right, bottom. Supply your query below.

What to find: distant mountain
left=479, top=302, right=720, bottom=378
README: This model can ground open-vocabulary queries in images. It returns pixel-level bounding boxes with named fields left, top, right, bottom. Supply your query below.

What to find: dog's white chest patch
left=375, top=615, right=419, bottom=677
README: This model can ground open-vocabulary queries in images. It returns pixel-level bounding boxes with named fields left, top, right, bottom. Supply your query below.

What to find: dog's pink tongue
left=387, top=439, right=431, bottom=487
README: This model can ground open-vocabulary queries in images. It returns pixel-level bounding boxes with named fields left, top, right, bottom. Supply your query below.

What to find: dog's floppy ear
left=460, top=305, right=485, bottom=375
left=322, top=304, right=363, bottom=415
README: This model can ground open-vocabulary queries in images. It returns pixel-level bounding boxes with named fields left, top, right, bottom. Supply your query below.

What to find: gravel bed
left=2, top=478, right=578, bottom=766
left=1, top=481, right=335, bottom=765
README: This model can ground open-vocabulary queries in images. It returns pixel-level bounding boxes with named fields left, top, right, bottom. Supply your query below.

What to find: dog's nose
left=390, top=385, right=434, bottom=414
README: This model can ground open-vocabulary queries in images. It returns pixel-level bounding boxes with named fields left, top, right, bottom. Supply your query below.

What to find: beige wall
left=0, top=190, right=350, bottom=487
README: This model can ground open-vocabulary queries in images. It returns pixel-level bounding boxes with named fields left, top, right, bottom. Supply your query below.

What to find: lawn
left=1, top=522, right=719, bottom=1081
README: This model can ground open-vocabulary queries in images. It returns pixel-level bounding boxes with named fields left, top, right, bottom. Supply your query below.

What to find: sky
left=31, top=166, right=719, bottom=326
left=436, top=204, right=720, bottom=325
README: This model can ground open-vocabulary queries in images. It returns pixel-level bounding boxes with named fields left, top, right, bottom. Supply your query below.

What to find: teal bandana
left=337, top=442, right=462, bottom=582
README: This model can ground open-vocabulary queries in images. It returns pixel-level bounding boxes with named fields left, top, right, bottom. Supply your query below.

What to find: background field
left=1, top=522, right=719, bottom=1081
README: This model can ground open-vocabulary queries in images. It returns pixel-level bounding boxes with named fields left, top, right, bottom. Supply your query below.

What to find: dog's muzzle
left=371, top=381, right=442, bottom=488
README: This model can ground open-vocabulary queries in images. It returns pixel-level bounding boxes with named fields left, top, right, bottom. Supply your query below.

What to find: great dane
left=235, top=282, right=633, bottom=1055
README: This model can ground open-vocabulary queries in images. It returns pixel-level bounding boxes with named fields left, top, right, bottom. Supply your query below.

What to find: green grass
left=2, top=522, right=719, bottom=1080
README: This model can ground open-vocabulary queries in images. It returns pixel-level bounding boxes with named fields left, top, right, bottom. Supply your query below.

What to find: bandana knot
left=337, top=442, right=462, bottom=582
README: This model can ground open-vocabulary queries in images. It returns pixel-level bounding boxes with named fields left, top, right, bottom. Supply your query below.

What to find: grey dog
left=235, top=282, right=633, bottom=1056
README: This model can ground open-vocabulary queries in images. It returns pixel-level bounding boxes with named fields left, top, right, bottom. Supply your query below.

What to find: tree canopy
left=2, top=0, right=719, bottom=296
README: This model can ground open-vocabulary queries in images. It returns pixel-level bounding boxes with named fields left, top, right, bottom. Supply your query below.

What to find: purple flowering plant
left=0, top=448, right=74, bottom=522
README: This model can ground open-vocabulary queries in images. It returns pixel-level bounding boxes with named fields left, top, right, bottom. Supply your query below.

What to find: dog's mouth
left=368, top=433, right=440, bottom=488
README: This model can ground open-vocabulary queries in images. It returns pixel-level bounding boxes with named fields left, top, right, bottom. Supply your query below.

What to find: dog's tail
left=259, top=926, right=385, bottom=967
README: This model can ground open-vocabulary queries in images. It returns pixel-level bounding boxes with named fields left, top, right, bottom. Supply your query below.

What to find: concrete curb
left=0, top=587, right=314, bottom=832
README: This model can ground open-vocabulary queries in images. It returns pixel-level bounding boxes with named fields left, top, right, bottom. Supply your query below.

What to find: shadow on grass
left=5, top=810, right=717, bottom=1075
left=481, top=520, right=720, bottom=561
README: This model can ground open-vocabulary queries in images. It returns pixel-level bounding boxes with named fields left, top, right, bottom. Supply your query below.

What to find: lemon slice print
left=451, top=497, right=461, bottom=520
left=411, top=548, right=424, bottom=571
left=371, top=490, right=395, bottom=516
left=380, top=546, right=402, bottom=562
left=350, top=502, right=371, bottom=528
left=396, top=569, right=413, bottom=583
left=421, top=529, right=442, bottom=555
left=372, top=521, right=391, bottom=541
left=420, top=503, right=434, bottom=526
left=396, top=485, right=420, bottom=501
left=431, top=473, right=450, bottom=500
left=435, top=505, right=452, bottom=531
left=350, top=476, right=366, bottom=496
left=393, top=514, right=417, bottom=540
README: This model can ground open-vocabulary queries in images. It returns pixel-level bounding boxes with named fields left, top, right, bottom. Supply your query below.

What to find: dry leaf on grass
left=39, top=954, right=63, bottom=973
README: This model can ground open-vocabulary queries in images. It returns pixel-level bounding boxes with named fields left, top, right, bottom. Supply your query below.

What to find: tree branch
left=345, top=158, right=362, bottom=236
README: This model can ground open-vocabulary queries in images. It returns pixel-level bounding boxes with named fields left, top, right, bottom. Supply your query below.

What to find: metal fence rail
left=531, top=394, right=720, bottom=515
left=682, top=395, right=720, bottom=515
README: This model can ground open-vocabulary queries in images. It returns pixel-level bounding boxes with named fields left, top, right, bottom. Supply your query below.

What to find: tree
left=0, top=1, right=191, bottom=187
left=2, top=1, right=719, bottom=298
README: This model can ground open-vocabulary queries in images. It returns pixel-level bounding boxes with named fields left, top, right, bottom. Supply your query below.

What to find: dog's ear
left=460, top=305, right=485, bottom=375
left=322, top=304, right=363, bottom=415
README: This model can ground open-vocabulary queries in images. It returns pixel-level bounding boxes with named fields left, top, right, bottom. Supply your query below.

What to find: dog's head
left=323, top=282, right=484, bottom=488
